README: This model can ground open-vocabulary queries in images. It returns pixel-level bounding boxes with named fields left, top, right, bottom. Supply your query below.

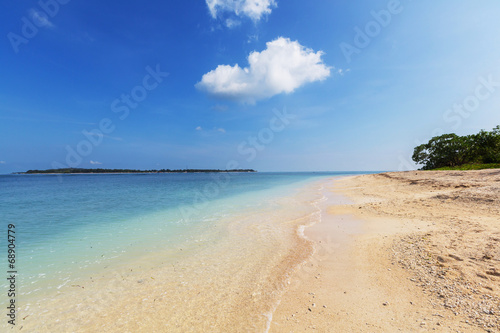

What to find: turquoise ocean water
left=0, top=172, right=365, bottom=315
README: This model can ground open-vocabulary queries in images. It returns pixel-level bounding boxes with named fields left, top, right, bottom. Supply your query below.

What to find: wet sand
left=271, top=170, right=500, bottom=332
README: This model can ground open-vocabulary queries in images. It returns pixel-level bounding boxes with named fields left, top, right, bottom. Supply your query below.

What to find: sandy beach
left=7, top=170, right=499, bottom=332
left=271, top=170, right=500, bottom=332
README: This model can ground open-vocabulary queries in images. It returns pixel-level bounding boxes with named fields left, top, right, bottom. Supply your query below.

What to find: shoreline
left=6, top=170, right=498, bottom=331
left=271, top=170, right=500, bottom=332
left=4, top=175, right=329, bottom=332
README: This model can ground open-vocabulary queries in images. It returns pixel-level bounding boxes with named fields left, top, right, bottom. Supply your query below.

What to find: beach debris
left=382, top=302, right=389, bottom=306
left=394, top=231, right=500, bottom=330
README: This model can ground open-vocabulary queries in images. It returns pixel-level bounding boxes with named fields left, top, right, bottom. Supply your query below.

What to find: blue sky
left=1, top=0, right=500, bottom=173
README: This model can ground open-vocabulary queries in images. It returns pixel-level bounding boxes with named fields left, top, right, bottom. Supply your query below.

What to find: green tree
left=412, top=134, right=470, bottom=169
left=412, top=126, right=500, bottom=169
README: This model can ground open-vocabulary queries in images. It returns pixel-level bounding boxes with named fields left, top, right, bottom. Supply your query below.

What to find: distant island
left=14, top=168, right=257, bottom=174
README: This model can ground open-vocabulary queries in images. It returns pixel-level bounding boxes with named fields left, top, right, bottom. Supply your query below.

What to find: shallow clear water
left=0, top=171, right=366, bottom=331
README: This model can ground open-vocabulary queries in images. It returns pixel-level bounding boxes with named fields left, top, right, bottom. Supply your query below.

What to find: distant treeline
left=412, top=126, right=500, bottom=170
left=15, top=168, right=257, bottom=174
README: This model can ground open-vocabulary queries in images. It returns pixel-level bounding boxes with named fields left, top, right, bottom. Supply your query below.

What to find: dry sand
left=271, top=170, right=500, bottom=332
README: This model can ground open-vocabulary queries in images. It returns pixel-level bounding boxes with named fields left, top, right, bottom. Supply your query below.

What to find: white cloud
left=225, top=18, right=241, bottom=28
left=105, top=135, right=123, bottom=141
left=90, top=160, right=102, bottom=165
left=196, top=37, right=331, bottom=103
left=196, top=126, right=203, bottom=131
left=337, top=68, right=350, bottom=76
left=30, top=9, right=55, bottom=28
left=206, top=0, right=277, bottom=21
left=217, top=128, right=226, bottom=133
left=247, top=34, right=259, bottom=43
left=0, top=161, right=6, bottom=164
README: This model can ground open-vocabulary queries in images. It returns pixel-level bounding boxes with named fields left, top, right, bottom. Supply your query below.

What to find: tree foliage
left=412, top=126, right=500, bottom=170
